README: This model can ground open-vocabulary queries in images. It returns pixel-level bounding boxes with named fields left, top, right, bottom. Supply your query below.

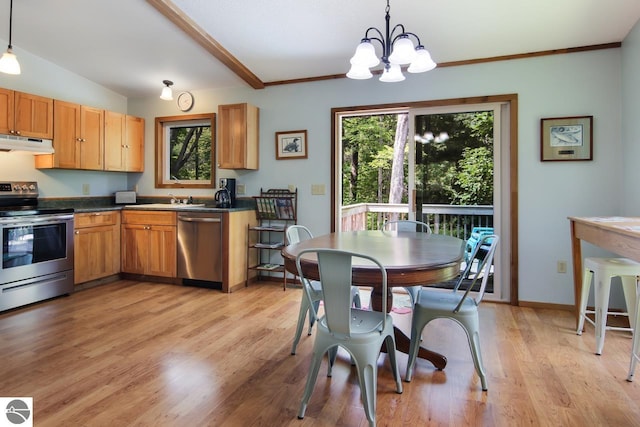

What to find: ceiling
left=2, top=0, right=640, bottom=99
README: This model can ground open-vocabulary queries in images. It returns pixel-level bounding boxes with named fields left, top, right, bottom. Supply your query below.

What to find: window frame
left=154, top=113, right=216, bottom=189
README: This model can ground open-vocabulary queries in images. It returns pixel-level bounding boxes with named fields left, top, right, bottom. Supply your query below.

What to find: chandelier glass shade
left=160, top=80, right=174, bottom=100
left=347, top=0, right=436, bottom=82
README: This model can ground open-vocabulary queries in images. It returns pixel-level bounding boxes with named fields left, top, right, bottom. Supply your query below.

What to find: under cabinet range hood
left=0, top=134, right=54, bottom=154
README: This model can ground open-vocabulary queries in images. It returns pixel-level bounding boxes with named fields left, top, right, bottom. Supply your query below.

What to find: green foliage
left=341, top=115, right=400, bottom=204
left=169, top=125, right=212, bottom=180
left=454, top=147, right=494, bottom=205
left=342, top=110, right=494, bottom=207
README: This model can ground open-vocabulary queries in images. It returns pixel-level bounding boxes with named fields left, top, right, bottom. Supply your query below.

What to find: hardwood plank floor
left=1, top=280, right=640, bottom=426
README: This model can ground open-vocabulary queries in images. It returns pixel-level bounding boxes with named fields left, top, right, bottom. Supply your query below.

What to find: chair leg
left=577, top=268, right=593, bottom=335
left=327, top=346, right=338, bottom=377
left=405, top=311, right=430, bottom=382
left=451, top=312, right=487, bottom=391
left=291, top=295, right=310, bottom=355
left=353, top=350, right=379, bottom=427
left=308, top=300, right=320, bottom=334
left=352, top=287, right=362, bottom=309
left=404, top=286, right=420, bottom=307
left=297, top=346, right=324, bottom=419
left=384, top=334, right=403, bottom=393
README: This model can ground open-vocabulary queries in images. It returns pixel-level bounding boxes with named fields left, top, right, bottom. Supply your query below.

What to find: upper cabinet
left=33, top=98, right=145, bottom=172
left=36, top=100, right=104, bottom=170
left=218, top=103, right=259, bottom=170
left=0, top=88, right=53, bottom=139
left=104, top=111, right=144, bottom=172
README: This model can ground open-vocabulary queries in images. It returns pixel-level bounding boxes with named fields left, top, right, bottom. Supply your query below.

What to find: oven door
left=1, top=214, right=74, bottom=285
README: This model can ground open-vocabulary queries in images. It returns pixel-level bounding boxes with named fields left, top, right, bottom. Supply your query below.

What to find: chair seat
left=319, top=308, right=385, bottom=336
left=416, top=289, right=477, bottom=314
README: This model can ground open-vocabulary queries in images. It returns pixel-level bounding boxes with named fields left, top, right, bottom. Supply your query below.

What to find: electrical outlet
left=82, top=183, right=90, bottom=195
left=557, top=261, right=567, bottom=273
left=311, top=184, right=325, bottom=195
left=133, top=185, right=138, bottom=193
left=237, top=183, right=246, bottom=195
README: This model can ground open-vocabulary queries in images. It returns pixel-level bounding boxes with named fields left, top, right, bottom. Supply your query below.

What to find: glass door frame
left=331, top=94, right=518, bottom=306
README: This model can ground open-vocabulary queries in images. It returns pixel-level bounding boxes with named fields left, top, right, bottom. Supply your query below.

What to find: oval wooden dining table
left=281, top=229, right=465, bottom=370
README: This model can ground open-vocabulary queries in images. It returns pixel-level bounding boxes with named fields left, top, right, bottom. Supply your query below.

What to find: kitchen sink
left=127, top=203, right=207, bottom=209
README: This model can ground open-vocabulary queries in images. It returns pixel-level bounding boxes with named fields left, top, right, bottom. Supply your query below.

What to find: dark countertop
left=39, top=196, right=256, bottom=214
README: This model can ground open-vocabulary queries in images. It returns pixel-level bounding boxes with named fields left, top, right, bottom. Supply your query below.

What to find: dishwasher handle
left=178, top=216, right=222, bottom=223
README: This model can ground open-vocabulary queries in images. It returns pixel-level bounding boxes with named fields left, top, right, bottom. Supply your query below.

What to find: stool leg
left=622, top=276, right=638, bottom=330
left=628, top=280, right=640, bottom=381
left=594, top=274, right=613, bottom=355
left=577, top=268, right=593, bottom=335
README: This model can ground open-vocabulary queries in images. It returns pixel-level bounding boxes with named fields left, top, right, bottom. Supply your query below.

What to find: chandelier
left=347, top=0, right=436, bottom=82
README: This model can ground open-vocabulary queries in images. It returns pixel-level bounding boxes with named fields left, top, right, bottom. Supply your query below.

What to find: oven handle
left=0, top=213, right=74, bottom=227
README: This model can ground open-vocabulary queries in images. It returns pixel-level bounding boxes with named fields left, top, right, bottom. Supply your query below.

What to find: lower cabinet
left=121, top=210, right=177, bottom=277
left=74, top=211, right=121, bottom=285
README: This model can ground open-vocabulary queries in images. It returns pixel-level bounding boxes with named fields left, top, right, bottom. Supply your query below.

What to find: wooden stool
left=576, top=257, right=640, bottom=355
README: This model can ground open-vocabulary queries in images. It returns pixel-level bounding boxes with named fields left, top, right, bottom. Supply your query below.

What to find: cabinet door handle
left=74, top=230, right=79, bottom=235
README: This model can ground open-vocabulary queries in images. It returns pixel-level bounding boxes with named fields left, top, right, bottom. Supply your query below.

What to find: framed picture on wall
left=540, top=116, right=593, bottom=161
left=276, top=130, right=307, bottom=160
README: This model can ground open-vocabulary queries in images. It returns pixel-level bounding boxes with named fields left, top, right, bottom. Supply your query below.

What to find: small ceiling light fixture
left=160, top=80, right=174, bottom=100
left=0, top=0, right=21, bottom=75
left=347, top=0, right=436, bottom=83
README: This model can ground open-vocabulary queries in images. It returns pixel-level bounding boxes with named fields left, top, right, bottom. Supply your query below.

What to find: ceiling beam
left=146, top=0, right=265, bottom=89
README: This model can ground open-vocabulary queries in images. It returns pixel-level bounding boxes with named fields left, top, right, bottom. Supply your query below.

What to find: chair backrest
left=453, top=234, right=500, bottom=312
left=383, top=219, right=432, bottom=233
left=286, top=224, right=313, bottom=244
left=295, top=248, right=388, bottom=337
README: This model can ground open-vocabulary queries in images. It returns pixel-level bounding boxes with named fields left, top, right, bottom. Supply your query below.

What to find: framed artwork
left=540, top=116, right=593, bottom=161
left=276, top=130, right=307, bottom=160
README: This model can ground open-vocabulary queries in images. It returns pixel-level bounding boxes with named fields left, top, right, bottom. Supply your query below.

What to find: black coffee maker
left=218, top=178, right=236, bottom=207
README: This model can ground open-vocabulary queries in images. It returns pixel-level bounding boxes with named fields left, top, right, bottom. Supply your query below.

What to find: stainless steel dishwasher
left=177, top=212, right=223, bottom=283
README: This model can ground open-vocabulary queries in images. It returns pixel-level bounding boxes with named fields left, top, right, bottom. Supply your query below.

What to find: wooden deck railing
left=341, top=203, right=494, bottom=241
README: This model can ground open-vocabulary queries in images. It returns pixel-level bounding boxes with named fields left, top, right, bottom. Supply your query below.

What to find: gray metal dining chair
left=404, top=234, right=499, bottom=391
left=295, top=248, right=403, bottom=427
left=383, top=219, right=432, bottom=306
left=286, top=225, right=362, bottom=355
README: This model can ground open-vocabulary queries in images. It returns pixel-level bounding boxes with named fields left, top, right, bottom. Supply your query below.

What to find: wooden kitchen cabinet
left=0, top=88, right=53, bottom=139
left=35, top=100, right=104, bottom=170
left=217, top=103, right=259, bottom=170
left=104, top=111, right=145, bottom=172
left=73, top=211, right=121, bottom=285
left=121, top=210, right=176, bottom=277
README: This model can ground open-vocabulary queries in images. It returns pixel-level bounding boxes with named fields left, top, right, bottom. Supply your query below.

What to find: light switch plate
left=237, top=183, right=246, bottom=195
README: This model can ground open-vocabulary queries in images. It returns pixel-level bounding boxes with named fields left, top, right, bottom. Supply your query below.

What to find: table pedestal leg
left=371, top=287, right=448, bottom=370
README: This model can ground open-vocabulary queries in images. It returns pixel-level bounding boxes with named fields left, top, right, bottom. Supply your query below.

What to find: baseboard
left=518, top=300, right=574, bottom=311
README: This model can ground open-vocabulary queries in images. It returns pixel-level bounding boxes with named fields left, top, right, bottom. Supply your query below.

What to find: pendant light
left=160, top=80, right=173, bottom=100
left=0, top=0, right=20, bottom=75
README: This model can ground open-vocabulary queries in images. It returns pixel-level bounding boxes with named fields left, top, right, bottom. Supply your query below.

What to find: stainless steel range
left=0, top=181, right=74, bottom=312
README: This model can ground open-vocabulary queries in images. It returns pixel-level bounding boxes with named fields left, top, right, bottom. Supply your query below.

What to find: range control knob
left=21, top=185, right=28, bottom=191
left=28, top=184, right=36, bottom=191
left=13, top=185, right=21, bottom=191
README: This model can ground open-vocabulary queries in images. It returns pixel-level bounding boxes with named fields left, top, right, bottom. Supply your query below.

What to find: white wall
left=623, top=20, right=640, bottom=213
left=0, top=41, right=627, bottom=306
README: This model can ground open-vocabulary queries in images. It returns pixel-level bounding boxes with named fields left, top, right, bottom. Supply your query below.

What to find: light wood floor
left=2, top=280, right=640, bottom=426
